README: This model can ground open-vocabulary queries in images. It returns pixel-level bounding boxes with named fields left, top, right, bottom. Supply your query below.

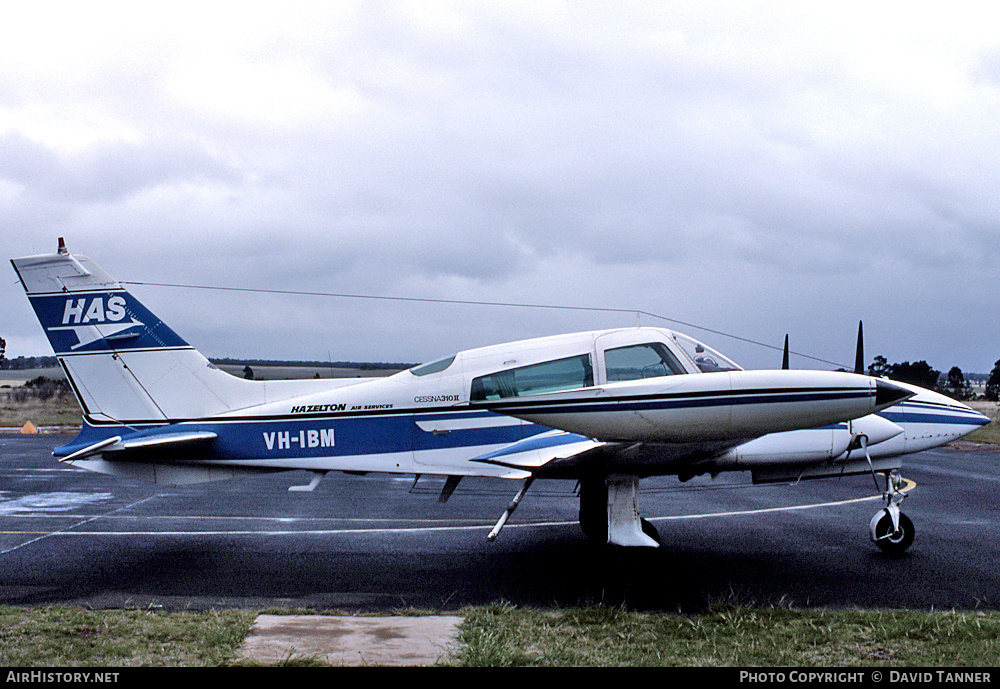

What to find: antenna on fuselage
left=782, top=334, right=789, bottom=370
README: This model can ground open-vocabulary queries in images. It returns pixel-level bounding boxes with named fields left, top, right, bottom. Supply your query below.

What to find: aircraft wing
left=472, top=429, right=745, bottom=479
left=472, top=430, right=606, bottom=471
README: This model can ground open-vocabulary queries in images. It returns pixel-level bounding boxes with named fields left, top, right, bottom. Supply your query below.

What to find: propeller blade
left=782, top=334, right=789, bottom=370
left=854, top=321, right=864, bottom=375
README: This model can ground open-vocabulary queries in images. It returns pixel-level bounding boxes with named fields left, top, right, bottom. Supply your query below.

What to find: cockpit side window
left=470, top=354, right=594, bottom=401
left=605, top=342, right=687, bottom=382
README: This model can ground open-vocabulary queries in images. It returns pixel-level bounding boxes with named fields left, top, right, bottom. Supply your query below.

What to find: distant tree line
left=209, top=357, right=416, bottom=371
left=0, top=354, right=60, bottom=370
left=0, top=344, right=410, bottom=373
left=868, top=355, right=1000, bottom=402
left=1, top=335, right=61, bottom=370
left=985, top=360, right=1000, bottom=402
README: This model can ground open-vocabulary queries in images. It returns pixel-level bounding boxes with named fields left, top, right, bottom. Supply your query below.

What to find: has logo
left=45, top=295, right=144, bottom=351
left=60, top=296, right=129, bottom=325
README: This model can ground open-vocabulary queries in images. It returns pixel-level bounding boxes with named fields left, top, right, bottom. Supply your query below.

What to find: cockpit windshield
left=671, top=332, right=743, bottom=373
left=410, top=354, right=456, bottom=377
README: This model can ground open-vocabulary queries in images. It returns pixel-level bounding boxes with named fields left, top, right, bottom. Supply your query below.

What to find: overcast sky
left=3, top=1, right=999, bottom=374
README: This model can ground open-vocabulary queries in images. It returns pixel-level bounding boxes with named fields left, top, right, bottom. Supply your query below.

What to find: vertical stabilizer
left=11, top=241, right=264, bottom=423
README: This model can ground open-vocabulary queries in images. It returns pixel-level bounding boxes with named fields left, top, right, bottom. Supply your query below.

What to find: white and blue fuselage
left=11, top=248, right=988, bottom=485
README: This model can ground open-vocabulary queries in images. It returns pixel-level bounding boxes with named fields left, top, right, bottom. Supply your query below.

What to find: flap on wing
left=472, top=430, right=604, bottom=470
left=60, top=430, right=218, bottom=463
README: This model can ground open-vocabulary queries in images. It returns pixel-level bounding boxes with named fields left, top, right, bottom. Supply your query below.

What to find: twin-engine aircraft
left=12, top=241, right=991, bottom=552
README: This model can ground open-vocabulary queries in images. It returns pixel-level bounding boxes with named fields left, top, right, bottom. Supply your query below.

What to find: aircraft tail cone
left=874, top=379, right=914, bottom=411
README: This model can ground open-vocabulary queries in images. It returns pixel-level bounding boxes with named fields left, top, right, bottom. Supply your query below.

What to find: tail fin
left=11, top=240, right=264, bottom=423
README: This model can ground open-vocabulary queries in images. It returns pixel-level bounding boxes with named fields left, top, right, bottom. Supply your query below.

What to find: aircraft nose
left=947, top=398, right=992, bottom=429
left=874, top=379, right=914, bottom=411
left=971, top=408, right=993, bottom=428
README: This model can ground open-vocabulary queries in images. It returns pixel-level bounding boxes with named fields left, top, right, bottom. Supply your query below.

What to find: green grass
left=454, top=604, right=1000, bottom=667
left=966, top=402, right=1000, bottom=444
left=0, top=394, right=81, bottom=428
left=3, top=605, right=998, bottom=667
left=0, top=607, right=256, bottom=667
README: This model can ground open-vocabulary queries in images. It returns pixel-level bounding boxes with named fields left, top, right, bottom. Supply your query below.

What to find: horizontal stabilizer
left=58, top=430, right=217, bottom=462
left=58, top=436, right=123, bottom=463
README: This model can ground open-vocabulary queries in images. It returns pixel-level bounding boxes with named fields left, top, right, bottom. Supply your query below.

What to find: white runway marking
left=0, top=495, right=159, bottom=554
left=0, top=481, right=915, bottom=540
left=649, top=478, right=915, bottom=523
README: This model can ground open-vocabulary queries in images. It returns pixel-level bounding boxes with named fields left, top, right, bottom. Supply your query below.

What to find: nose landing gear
left=868, top=471, right=914, bottom=554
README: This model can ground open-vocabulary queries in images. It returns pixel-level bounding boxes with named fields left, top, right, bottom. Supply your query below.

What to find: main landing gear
left=486, top=473, right=661, bottom=547
left=578, top=474, right=661, bottom=548
left=868, top=470, right=914, bottom=554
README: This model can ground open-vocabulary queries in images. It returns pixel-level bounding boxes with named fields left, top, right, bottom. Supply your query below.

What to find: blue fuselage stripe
left=485, top=389, right=870, bottom=415
left=55, top=410, right=536, bottom=461
left=879, top=411, right=990, bottom=427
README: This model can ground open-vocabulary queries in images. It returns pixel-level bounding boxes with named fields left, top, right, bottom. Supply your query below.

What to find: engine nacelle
left=716, top=414, right=904, bottom=468
left=486, top=370, right=912, bottom=444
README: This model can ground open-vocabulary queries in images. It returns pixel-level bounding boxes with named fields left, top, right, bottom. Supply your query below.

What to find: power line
left=122, top=280, right=848, bottom=368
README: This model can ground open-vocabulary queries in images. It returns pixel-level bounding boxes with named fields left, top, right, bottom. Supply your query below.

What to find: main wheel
left=872, top=511, right=914, bottom=554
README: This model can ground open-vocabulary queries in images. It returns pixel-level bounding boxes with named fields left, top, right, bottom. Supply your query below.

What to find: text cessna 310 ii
left=12, top=240, right=991, bottom=553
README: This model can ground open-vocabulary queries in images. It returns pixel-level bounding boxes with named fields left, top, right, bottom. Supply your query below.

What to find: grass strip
left=2, top=605, right=999, bottom=667
left=0, top=607, right=255, bottom=667
left=454, top=604, right=1000, bottom=667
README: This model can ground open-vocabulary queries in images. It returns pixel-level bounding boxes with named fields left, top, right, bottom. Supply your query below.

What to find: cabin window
left=470, top=354, right=594, bottom=401
left=604, top=342, right=687, bottom=382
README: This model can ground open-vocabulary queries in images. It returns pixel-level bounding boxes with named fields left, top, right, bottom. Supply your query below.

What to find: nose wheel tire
left=870, top=510, right=914, bottom=554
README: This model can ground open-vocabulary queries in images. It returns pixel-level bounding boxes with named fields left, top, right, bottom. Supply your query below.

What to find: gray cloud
left=3, top=2, right=999, bottom=374
left=0, top=131, right=241, bottom=204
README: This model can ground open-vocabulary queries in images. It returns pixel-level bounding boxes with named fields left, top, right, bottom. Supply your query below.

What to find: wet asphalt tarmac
left=2, top=433, right=998, bottom=613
